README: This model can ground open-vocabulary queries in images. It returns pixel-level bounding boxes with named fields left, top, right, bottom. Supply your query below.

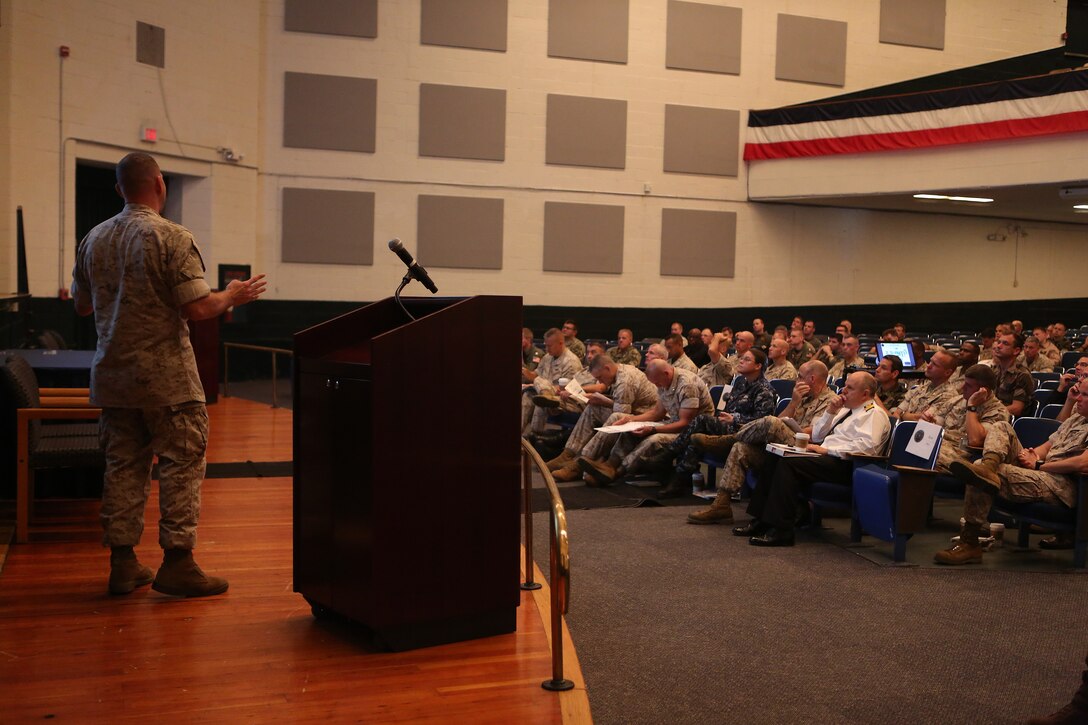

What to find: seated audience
left=786, top=328, right=815, bottom=369
left=828, top=335, right=866, bottom=379
left=698, top=332, right=735, bottom=387
left=686, top=328, right=711, bottom=368
left=765, top=338, right=798, bottom=381
left=989, top=332, right=1035, bottom=417
left=936, top=377, right=1088, bottom=565
left=1034, top=325, right=1062, bottom=366
left=522, top=327, right=543, bottom=379
left=737, top=372, right=890, bottom=547
left=1050, top=321, right=1071, bottom=352
left=521, top=328, right=582, bottom=434
left=665, top=333, right=698, bottom=373
left=607, top=328, right=642, bottom=367
left=949, top=340, right=980, bottom=385
left=575, top=360, right=714, bottom=486
left=546, top=356, right=659, bottom=482
left=687, top=360, right=836, bottom=524
left=772, top=325, right=789, bottom=341
left=751, top=318, right=772, bottom=352
left=888, top=349, right=960, bottom=426
left=655, top=348, right=777, bottom=498
left=561, top=319, right=586, bottom=363
left=977, top=327, right=997, bottom=362
left=873, top=354, right=907, bottom=411
left=814, top=332, right=843, bottom=368
left=802, top=320, right=824, bottom=347
left=1020, top=334, right=1057, bottom=372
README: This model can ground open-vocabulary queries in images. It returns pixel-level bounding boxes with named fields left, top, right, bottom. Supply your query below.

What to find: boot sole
left=933, top=556, right=982, bottom=565
left=152, top=580, right=229, bottom=597
left=576, top=459, right=615, bottom=485
left=109, top=575, right=154, bottom=596
left=686, top=516, right=734, bottom=525
left=949, top=461, right=1000, bottom=491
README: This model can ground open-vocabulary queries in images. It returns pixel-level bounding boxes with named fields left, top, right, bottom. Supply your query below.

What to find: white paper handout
left=904, top=419, right=942, bottom=461
left=594, top=421, right=666, bottom=434
left=563, top=377, right=589, bottom=405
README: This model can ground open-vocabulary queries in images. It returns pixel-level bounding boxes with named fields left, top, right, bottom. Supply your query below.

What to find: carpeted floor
left=529, top=473, right=1088, bottom=725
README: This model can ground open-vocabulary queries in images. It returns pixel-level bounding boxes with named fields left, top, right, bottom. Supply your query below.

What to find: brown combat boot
left=691, top=433, right=736, bottom=456
left=934, top=523, right=984, bottom=565
left=152, top=549, right=229, bottom=598
left=532, top=391, right=561, bottom=409
left=658, top=471, right=692, bottom=499
left=552, top=460, right=583, bottom=482
left=578, top=457, right=623, bottom=486
left=108, top=546, right=154, bottom=595
left=687, top=491, right=735, bottom=524
left=546, top=449, right=576, bottom=471
left=1027, top=700, right=1088, bottom=725
left=949, top=455, right=1001, bottom=491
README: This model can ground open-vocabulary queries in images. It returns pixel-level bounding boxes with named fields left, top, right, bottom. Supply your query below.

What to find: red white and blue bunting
left=744, top=69, right=1088, bottom=161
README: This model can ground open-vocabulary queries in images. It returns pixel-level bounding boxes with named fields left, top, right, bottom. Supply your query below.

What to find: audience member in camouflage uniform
left=751, top=318, right=772, bottom=353
left=814, top=332, right=843, bottom=368
left=686, top=360, right=836, bottom=524
left=521, top=327, right=543, bottom=380
left=576, top=361, right=713, bottom=486
left=698, top=331, right=735, bottom=387
left=72, top=152, right=266, bottom=598
left=665, top=334, right=698, bottom=373
left=989, top=332, right=1035, bottom=417
left=561, top=319, right=586, bottom=363
left=948, top=340, right=980, bottom=386
left=935, top=364, right=1009, bottom=472
left=936, top=377, right=1088, bottom=565
left=656, top=348, right=777, bottom=499
left=607, top=328, right=642, bottom=367
left=764, top=338, right=798, bottom=381
left=521, top=327, right=583, bottom=433
left=1018, top=334, right=1056, bottom=372
left=828, top=336, right=867, bottom=379
left=546, top=357, right=659, bottom=481
left=1034, top=326, right=1062, bottom=367
left=873, top=354, right=908, bottom=411
left=889, top=349, right=962, bottom=430
left=786, top=328, right=815, bottom=369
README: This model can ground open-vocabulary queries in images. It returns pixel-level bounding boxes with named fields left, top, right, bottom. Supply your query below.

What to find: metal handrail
left=222, top=342, right=293, bottom=408
left=520, top=438, right=574, bottom=692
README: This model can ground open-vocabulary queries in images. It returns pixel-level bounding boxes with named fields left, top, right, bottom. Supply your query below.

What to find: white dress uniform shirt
left=810, top=399, right=891, bottom=456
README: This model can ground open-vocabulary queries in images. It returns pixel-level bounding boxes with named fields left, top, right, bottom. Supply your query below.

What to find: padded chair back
left=1031, top=372, right=1061, bottom=386
left=0, top=355, right=43, bottom=450
left=1039, top=403, right=1064, bottom=420
left=775, top=397, right=791, bottom=416
left=769, top=378, right=794, bottom=400
left=1031, top=388, right=1055, bottom=410
left=709, top=385, right=724, bottom=408
left=886, top=420, right=943, bottom=470
left=1062, top=351, right=1082, bottom=370
left=1013, top=416, right=1061, bottom=448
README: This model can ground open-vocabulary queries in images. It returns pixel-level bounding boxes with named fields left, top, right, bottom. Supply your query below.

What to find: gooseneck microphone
left=387, top=238, right=438, bottom=294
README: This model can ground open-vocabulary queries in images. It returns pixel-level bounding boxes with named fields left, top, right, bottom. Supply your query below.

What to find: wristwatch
left=966, top=405, right=978, bottom=413
left=1034, top=460, right=1043, bottom=470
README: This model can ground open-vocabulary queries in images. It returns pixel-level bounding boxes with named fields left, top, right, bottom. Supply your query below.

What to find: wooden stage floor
left=0, top=396, right=589, bottom=723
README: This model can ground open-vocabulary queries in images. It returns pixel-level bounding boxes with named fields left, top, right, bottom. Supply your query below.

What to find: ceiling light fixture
left=1074, top=204, right=1088, bottom=211
left=912, top=193, right=993, bottom=203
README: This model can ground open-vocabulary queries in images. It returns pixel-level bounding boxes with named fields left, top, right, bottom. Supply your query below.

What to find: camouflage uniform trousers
left=962, top=421, right=1071, bottom=527
left=528, top=395, right=587, bottom=435
left=668, top=415, right=733, bottom=475
left=717, top=416, right=797, bottom=492
left=99, top=402, right=208, bottom=550
left=563, top=404, right=616, bottom=456
left=581, top=411, right=676, bottom=472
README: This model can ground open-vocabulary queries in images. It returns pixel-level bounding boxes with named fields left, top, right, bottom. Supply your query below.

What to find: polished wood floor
left=0, top=397, right=589, bottom=723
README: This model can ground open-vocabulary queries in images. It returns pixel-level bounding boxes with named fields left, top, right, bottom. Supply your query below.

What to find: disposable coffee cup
left=990, top=523, right=1005, bottom=546
left=557, top=378, right=569, bottom=387
left=794, top=432, right=810, bottom=449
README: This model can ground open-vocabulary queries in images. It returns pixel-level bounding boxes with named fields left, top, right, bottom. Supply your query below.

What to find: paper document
left=766, top=443, right=821, bottom=458
left=594, top=421, right=666, bottom=434
left=716, top=385, right=732, bottom=411
left=564, top=377, right=589, bottom=405
left=905, top=419, right=942, bottom=461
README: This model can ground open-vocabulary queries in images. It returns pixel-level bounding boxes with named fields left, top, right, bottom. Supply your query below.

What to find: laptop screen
left=876, top=341, right=916, bottom=368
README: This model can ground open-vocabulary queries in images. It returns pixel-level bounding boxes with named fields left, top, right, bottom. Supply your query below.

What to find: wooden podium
left=292, top=295, right=522, bottom=650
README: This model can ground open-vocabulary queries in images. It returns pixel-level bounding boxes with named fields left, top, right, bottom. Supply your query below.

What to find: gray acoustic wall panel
left=417, top=195, right=504, bottom=270
left=548, top=0, right=629, bottom=64
left=419, top=83, right=506, bottom=161
left=281, top=188, right=374, bottom=265
left=775, top=14, right=848, bottom=87
left=543, top=202, right=625, bottom=274
left=136, top=22, right=165, bottom=68
left=284, top=0, right=377, bottom=38
left=666, top=1, right=741, bottom=75
left=880, top=0, right=945, bottom=50
left=421, top=0, right=508, bottom=51
left=663, top=105, right=740, bottom=177
left=545, top=94, right=627, bottom=169
left=283, top=72, right=376, bottom=153
left=660, top=208, right=736, bottom=278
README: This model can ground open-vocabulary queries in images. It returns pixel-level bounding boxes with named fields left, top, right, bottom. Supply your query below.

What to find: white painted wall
left=2, top=0, right=1080, bottom=309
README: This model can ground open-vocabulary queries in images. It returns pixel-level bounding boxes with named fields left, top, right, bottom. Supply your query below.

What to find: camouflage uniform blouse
left=71, top=203, right=210, bottom=407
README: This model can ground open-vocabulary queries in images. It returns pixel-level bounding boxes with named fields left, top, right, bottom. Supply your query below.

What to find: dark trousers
left=667, top=414, right=732, bottom=474
left=747, top=453, right=853, bottom=530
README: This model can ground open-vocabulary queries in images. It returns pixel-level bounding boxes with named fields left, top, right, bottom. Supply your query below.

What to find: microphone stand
left=393, top=271, right=417, bottom=321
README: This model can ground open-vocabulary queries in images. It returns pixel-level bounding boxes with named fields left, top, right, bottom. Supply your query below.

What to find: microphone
left=387, top=238, right=438, bottom=294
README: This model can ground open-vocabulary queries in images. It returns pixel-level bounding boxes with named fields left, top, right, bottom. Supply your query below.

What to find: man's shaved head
left=116, top=152, right=162, bottom=198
